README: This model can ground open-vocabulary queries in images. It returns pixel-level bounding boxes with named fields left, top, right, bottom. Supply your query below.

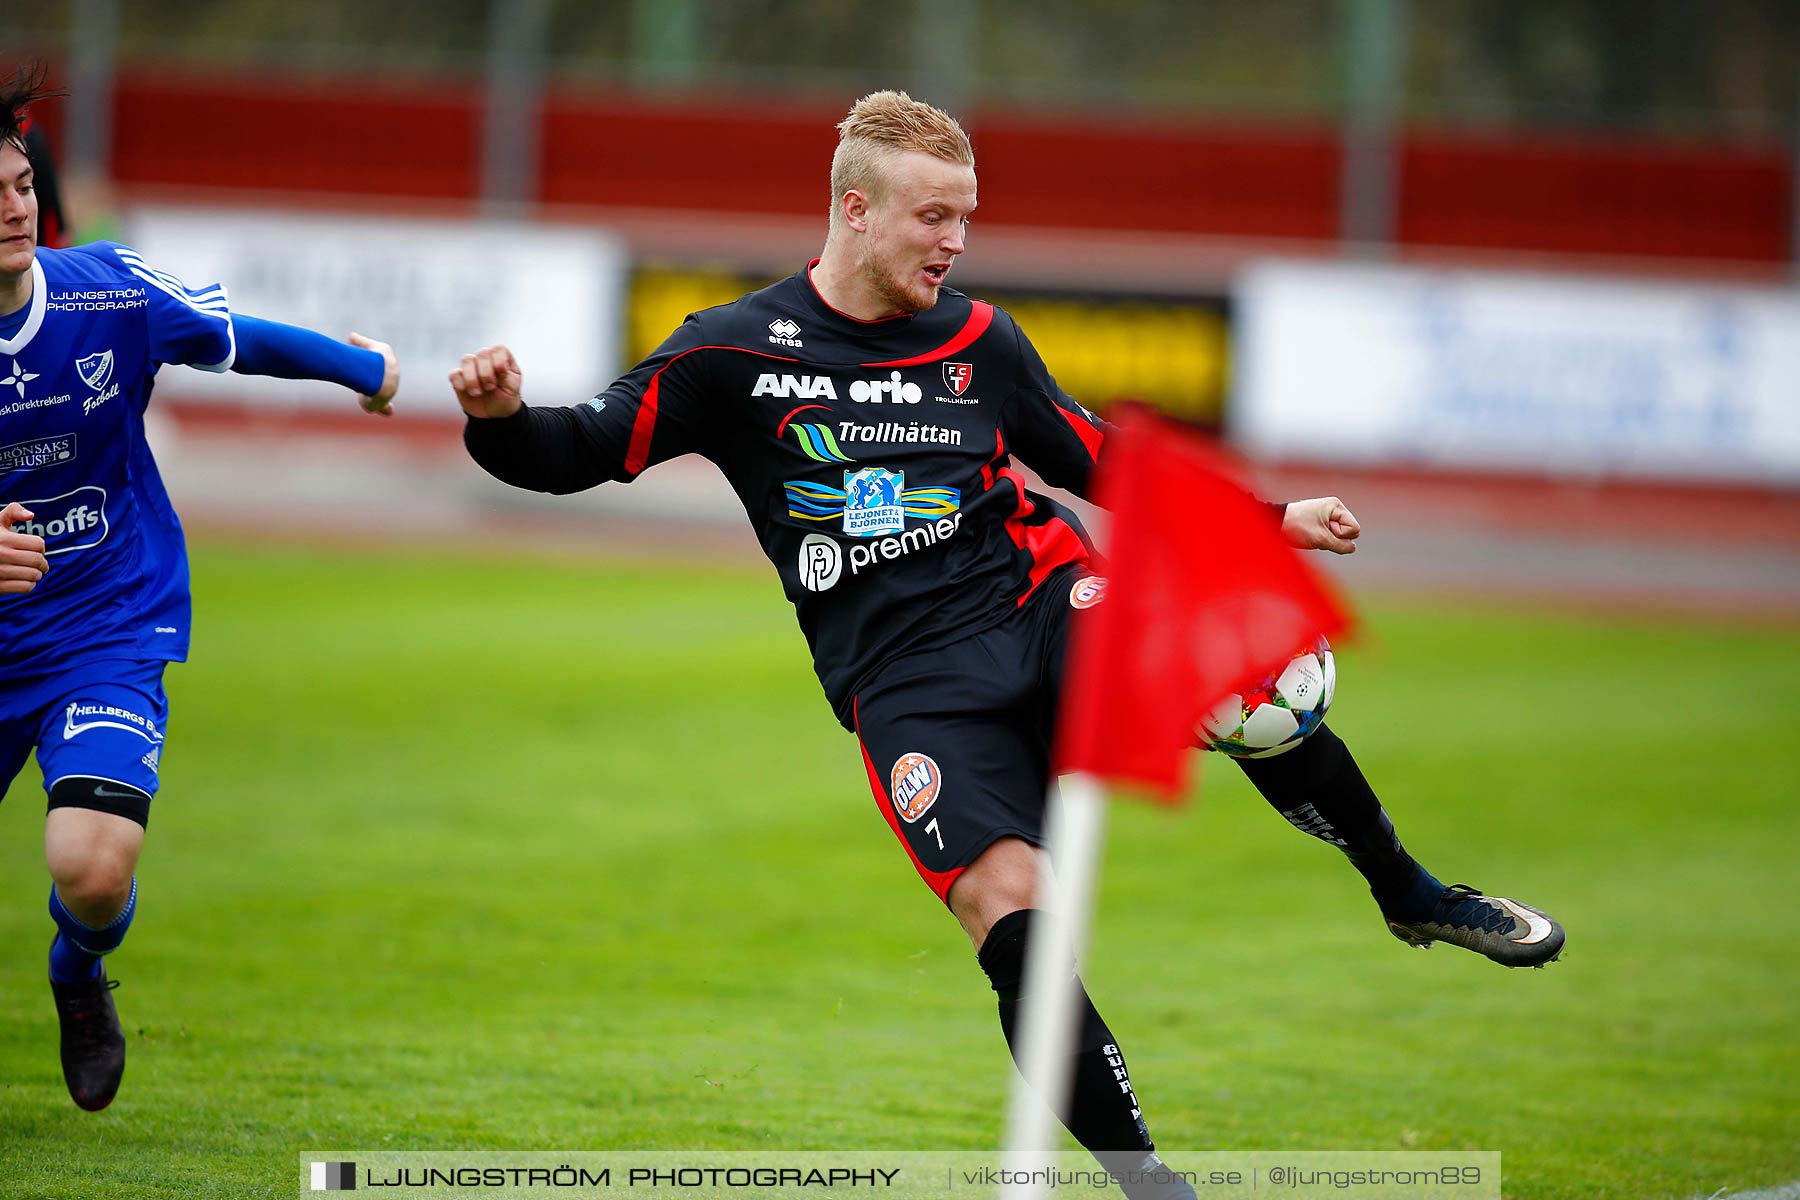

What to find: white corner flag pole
left=999, top=771, right=1109, bottom=1200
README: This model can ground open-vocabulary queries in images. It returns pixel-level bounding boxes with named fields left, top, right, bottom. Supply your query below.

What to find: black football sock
left=1235, top=724, right=1443, bottom=919
left=976, top=912, right=1195, bottom=1198
left=977, top=911, right=1186, bottom=1168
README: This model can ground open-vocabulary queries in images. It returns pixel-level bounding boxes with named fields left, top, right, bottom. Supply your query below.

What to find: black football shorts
left=851, top=566, right=1108, bottom=903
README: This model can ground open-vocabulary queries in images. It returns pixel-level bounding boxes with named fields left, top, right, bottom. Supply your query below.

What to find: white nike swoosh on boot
left=1495, top=896, right=1555, bottom=945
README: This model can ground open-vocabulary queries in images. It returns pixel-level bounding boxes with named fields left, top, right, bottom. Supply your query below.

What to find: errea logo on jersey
left=768, top=319, right=803, bottom=348
left=753, top=374, right=837, bottom=400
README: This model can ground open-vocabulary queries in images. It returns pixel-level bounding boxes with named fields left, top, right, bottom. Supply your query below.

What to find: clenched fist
left=0, top=501, right=50, bottom=595
left=1282, top=496, right=1361, bottom=554
left=450, top=344, right=524, bottom=420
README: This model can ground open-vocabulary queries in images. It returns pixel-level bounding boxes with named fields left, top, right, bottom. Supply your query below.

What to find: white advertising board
left=123, top=208, right=627, bottom=418
left=1233, top=259, right=1800, bottom=484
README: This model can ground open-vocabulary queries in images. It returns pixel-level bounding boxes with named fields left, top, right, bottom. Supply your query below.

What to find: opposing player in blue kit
left=0, top=67, right=400, bottom=1111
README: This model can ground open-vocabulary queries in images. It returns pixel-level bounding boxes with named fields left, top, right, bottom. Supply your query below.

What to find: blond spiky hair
left=829, top=90, right=973, bottom=229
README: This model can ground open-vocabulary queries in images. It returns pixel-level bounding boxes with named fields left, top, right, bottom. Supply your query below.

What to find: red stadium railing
left=27, top=69, right=1796, bottom=266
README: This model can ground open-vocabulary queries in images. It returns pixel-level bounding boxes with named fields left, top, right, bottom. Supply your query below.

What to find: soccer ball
left=1198, top=637, right=1335, bottom=759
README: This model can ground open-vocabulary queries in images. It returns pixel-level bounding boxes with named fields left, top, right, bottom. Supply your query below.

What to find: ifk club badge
left=76, top=350, right=115, bottom=395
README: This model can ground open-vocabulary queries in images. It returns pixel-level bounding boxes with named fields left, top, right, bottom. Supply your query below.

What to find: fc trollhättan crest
left=943, top=362, right=973, bottom=396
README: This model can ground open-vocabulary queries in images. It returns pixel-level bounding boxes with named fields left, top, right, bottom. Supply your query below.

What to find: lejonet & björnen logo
left=782, top=469, right=960, bottom=536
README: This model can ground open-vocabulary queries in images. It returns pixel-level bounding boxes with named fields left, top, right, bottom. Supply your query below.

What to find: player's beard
left=857, top=241, right=935, bottom=315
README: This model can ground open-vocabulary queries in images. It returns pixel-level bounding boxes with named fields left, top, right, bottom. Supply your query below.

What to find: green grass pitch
left=1, top=538, right=1796, bottom=1199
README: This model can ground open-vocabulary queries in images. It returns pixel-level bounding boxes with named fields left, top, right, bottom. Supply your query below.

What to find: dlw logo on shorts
left=890, top=752, right=942, bottom=823
left=15, top=486, right=108, bottom=555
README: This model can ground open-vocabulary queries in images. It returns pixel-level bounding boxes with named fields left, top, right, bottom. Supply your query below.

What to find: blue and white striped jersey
left=0, top=241, right=236, bottom=674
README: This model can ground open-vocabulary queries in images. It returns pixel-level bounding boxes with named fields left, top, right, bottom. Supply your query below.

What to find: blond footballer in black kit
left=456, top=91, right=1565, bottom=1199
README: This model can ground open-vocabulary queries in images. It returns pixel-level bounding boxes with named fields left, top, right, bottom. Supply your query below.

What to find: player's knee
left=949, top=836, right=1041, bottom=947
left=46, top=781, right=148, bottom=917
left=976, top=908, right=1073, bottom=1000
left=976, top=908, right=1035, bottom=996
left=50, top=854, right=135, bottom=920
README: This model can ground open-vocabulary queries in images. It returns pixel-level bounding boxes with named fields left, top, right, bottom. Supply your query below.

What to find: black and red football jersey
left=465, top=262, right=1108, bottom=727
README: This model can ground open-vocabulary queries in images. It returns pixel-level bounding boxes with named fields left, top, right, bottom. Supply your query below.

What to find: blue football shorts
left=0, top=657, right=170, bottom=823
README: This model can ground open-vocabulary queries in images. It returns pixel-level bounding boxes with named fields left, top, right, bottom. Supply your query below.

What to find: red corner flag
left=1053, top=408, right=1352, bottom=799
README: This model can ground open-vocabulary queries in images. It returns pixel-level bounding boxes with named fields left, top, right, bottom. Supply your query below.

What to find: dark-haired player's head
left=826, top=90, right=977, bottom=315
left=2, top=62, right=58, bottom=158
left=2, top=64, right=58, bottom=280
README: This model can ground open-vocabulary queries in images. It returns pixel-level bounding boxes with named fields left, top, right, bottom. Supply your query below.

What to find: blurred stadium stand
left=4, top=0, right=1797, bottom=614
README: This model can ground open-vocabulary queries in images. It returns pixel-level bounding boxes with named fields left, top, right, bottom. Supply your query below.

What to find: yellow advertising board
left=628, top=267, right=1229, bottom=427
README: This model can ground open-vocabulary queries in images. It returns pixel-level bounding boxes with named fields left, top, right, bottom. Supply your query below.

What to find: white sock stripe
left=51, top=874, right=137, bottom=945
left=97, top=877, right=138, bottom=930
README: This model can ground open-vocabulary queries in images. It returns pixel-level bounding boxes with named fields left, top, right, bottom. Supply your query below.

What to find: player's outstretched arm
left=1282, top=495, right=1361, bottom=554
left=0, top=502, right=50, bottom=595
left=449, top=344, right=524, bottom=419
left=458, top=318, right=713, bottom=494
left=228, top=315, right=399, bottom=417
